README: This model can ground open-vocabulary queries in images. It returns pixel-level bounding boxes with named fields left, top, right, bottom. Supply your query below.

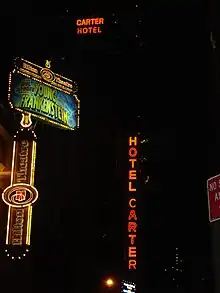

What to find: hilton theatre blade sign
left=2, top=126, right=38, bottom=251
left=2, top=58, right=80, bottom=260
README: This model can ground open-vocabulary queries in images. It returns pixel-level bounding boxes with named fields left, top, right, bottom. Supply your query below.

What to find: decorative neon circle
left=40, top=68, right=55, bottom=82
left=2, top=184, right=38, bottom=208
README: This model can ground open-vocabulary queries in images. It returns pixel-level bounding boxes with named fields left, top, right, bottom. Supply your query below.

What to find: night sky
left=0, top=1, right=215, bottom=292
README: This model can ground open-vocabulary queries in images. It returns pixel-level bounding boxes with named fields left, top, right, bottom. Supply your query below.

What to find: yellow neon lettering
left=129, top=181, right=136, bottom=192
left=129, top=198, right=136, bottom=208
left=129, top=136, right=137, bottom=146
left=129, top=170, right=136, bottom=180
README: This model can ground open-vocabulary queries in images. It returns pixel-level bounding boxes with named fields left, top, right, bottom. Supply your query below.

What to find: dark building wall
left=0, top=2, right=212, bottom=293
left=0, top=121, right=13, bottom=249
left=209, top=1, right=220, bottom=293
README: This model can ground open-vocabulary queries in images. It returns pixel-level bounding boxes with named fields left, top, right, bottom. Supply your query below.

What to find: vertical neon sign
left=128, top=136, right=138, bottom=270
left=2, top=113, right=38, bottom=259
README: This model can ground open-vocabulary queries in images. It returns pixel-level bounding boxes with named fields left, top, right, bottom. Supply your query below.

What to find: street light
left=105, top=278, right=114, bottom=288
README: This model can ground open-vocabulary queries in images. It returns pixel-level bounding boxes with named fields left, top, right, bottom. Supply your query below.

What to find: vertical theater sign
left=2, top=113, right=38, bottom=255
left=128, top=136, right=138, bottom=271
left=2, top=58, right=80, bottom=259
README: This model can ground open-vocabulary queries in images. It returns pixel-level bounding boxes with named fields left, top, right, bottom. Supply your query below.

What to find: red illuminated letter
left=128, top=234, right=136, bottom=245
left=129, top=147, right=137, bottom=158
left=77, top=28, right=82, bottom=34
left=128, top=210, right=137, bottom=221
left=129, top=259, right=136, bottom=270
left=128, top=222, right=137, bottom=233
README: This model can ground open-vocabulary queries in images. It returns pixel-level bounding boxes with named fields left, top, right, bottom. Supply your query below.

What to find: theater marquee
left=8, top=58, right=80, bottom=130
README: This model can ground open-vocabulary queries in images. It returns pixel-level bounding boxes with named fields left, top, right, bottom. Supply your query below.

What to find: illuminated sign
left=76, top=17, right=104, bottom=35
left=207, top=174, right=220, bottom=222
left=2, top=114, right=37, bottom=257
left=128, top=136, right=138, bottom=271
left=6, top=206, right=32, bottom=246
left=8, top=58, right=80, bottom=130
left=121, top=281, right=136, bottom=293
left=2, top=184, right=38, bottom=208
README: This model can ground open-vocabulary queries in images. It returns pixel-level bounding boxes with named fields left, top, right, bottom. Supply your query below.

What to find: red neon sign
left=15, top=190, right=26, bottom=201
left=76, top=17, right=104, bottom=35
left=128, top=136, right=138, bottom=270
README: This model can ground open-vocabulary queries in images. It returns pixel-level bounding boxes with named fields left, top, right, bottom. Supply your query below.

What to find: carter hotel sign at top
left=76, top=17, right=104, bottom=35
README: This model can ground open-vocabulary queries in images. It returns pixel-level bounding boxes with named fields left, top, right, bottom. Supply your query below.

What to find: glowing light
left=6, top=206, right=11, bottom=245
left=45, top=60, right=51, bottom=69
left=26, top=206, right=32, bottom=245
left=30, top=141, right=37, bottom=185
left=10, top=141, right=16, bottom=185
left=20, top=113, right=32, bottom=128
left=106, top=278, right=114, bottom=287
left=5, top=248, right=30, bottom=259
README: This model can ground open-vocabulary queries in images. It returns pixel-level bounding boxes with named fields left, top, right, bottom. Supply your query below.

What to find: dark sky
left=0, top=1, right=215, bottom=292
